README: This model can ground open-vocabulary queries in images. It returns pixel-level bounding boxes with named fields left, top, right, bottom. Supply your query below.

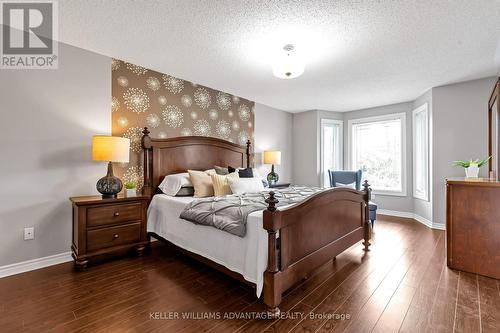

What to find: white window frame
left=320, top=118, right=343, bottom=187
left=348, top=112, right=407, bottom=196
left=412, top=103, right=429, bottom=201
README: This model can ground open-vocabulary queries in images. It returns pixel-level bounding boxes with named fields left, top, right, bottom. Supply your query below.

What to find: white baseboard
left=0, top=252, right=73, bottom=278
left=378, top=209, right=445, bottom=230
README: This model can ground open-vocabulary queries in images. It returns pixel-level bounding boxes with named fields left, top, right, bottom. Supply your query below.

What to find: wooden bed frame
left=140, top=127, right=372, bottom=316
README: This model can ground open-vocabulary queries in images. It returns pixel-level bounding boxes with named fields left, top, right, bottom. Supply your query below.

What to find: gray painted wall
left=0, top=42, right=111, bottom=266
left=254, top=103, right=293, bottom=183
left=431, top=77, right=496, bottom=225
left=292, top=110, right=320, bottom=186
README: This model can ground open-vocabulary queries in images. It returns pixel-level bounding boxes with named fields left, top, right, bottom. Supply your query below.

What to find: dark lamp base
left=96, top=162, right=123, bottom=199
left=267, top=164, right=279, bottom=184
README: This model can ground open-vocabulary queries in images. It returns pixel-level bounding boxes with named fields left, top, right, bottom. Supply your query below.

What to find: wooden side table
left=70, top=194, right=148, bottom=270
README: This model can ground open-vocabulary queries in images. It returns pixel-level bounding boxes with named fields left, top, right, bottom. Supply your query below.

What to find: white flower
left=146, top=113, right=161, bottom=128
left=123, top=127, right=143, bottom=152
left=193, top=119, right=211, bottom=136
left=232, top=95, right=240, bottom=104
left=117, top=76, right=129, bottom=87
left=208, top=109, right=218, bottom=120
left=162, top=105, right=184, bottom=128
left=181, top=128, right=192, bottom=136
left=162, top=75, right=184, bottom=94
left=117, top=116, right=129, bottom=127
left=216, top=92, right=231, bottom=110
left=123, top=88, right=149, bottom=114
left=232, top=120, right=240, bottom=130
left=238, top=131, right=249, bottom=145
left=228, top=110, right=234, bottom=117
left=216, top=120, right=231, bottom=139
left=238, top=104, right=251, bottom=121
left=111, top=96, right=120, bottom=112
left=248, top=121, right=253, bottom=128
left=194, top=87, right=211, bottom=109
left=126, top=63, right=148, bottom=75
left=158, top=96, right=167, bottom=105
left=181, top=95, right=192, bottom=108
left=146, top=77, right=161, bottom=91
left=190, top=111, right=198, bottom=120
left=111, top=59, right=121, bottom=71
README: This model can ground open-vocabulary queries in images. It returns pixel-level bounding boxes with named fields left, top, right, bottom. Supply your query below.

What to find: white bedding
left=147, top=194, right=269, bottom=297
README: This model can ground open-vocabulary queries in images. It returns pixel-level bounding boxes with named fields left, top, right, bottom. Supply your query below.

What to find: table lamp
left=92, top=136, right=130, bottom=198
left=264, top=150, right=281, bottom=184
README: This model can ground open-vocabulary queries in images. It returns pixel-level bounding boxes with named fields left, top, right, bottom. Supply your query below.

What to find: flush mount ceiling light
left=272, top=44, right=305, bottom=79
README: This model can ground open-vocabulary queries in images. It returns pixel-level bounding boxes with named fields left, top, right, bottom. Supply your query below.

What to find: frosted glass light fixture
left=272, top=44, right=305, bottom=79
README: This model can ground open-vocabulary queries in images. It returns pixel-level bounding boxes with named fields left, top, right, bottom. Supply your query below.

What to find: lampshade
left=92, top=136, right=130, bottom=163
left=264, top=151, right=281, bottom=165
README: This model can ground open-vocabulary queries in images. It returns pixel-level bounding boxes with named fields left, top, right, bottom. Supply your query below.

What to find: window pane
left=352, top=118, right=402, bottom=192
left=413, top=108, right=428, bottom=200
left=322, top=122, right=342, bottom=186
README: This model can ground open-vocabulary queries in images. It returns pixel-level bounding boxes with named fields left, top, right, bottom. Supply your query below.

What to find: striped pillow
left=211, top=172, right=239, bottom=197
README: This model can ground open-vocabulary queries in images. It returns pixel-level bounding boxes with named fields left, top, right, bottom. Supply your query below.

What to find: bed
left=141, top=127, right=372, bottom=316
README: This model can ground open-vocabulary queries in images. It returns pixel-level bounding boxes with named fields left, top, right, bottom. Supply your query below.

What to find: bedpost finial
left=141, top=127, right=152, bottom=150
left=362, top=180, right=370, bottom=192
left=265, top=191, right=279, bottom=212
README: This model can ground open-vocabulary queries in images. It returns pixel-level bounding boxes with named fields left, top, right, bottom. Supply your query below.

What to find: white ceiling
left=59, top=0, right=500, bottom=112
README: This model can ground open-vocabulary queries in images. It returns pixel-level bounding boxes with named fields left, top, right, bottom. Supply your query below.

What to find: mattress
left=147, top=194, right=269, bottom=297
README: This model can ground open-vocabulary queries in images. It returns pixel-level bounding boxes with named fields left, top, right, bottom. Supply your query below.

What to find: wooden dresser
left=446, top=178, right=500, bottom=279
left=70, top=195, right=149, bottom=270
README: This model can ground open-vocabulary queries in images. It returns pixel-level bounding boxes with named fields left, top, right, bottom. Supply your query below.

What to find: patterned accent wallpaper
left=111, top=59, right=255, bottom=190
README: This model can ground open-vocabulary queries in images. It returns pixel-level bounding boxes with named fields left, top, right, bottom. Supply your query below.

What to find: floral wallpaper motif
left=111, top=59, right=255, bottom=190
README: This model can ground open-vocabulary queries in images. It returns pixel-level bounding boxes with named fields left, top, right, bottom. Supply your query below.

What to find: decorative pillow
left=176, top=186, right=195, bottom=197
left=228, top=177, right=265, bottom=195
left=158, top=172, right=192, bottom=196
left=228, top=166, right=254, bottom=178
left=214, top=166, right=229, bottom=175
left=252, top=169, right=269, bottom=188
left=211, top=172, right=239, bottom=197
left=188, top=170, right=215, bottom=197
left=335, top=182, right=357, bottom=189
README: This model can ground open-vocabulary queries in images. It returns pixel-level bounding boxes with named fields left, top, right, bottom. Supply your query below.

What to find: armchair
left=328, top=170, right=377, bottom=228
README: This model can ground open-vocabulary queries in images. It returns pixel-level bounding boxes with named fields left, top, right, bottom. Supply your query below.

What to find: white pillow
left=158, top=173, right=192, bottom=196
left=228, top=177, right=265, bottom=195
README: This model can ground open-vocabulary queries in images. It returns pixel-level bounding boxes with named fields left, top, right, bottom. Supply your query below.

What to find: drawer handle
left=114, top=212, right=120, bottom=217
left=113, top=234, right=119, bottom=239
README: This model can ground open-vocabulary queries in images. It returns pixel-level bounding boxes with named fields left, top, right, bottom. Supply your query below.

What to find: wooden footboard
left=263, top=181, right=372, bottom=316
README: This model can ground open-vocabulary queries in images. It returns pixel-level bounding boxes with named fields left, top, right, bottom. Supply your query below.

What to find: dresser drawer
left=87, top=203, right=142, bottom=227
left=87, top=222, right=141, bottom=252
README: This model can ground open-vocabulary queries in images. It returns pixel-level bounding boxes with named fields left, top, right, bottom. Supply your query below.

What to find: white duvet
left=147, top=194, right=269, bottom=297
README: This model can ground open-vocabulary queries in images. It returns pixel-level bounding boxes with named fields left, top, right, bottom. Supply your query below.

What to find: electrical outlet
left=24, top=227, right=34, bottom=240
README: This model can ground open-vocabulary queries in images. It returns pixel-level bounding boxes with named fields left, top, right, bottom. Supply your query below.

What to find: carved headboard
left=141, top=127, right=252, bottom=198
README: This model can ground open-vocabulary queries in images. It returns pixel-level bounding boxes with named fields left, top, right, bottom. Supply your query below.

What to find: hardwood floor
left=1, top=216, right=498, bottom=333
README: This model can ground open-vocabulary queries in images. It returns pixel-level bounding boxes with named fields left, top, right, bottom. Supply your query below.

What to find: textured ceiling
left=59, top=0, right=500, bottom=112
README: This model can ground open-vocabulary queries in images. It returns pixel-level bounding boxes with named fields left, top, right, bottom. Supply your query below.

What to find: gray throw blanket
left=179, top=187, right=324, bottom=237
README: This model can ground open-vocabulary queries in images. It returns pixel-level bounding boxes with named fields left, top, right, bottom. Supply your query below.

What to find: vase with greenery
left=453, top=157, right=491, bottom=178
left=124, top=181, right=137, bottom=197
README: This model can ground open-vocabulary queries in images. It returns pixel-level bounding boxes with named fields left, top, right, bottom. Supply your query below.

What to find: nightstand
left=69, top=195, right=148, bottom=270
left=269, top=182, right=291, bottom=189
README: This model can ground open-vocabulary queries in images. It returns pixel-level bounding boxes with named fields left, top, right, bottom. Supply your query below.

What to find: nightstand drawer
left=87, top=222, right=141, bottom=252
left=87, top=203, right=142, bottom=227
